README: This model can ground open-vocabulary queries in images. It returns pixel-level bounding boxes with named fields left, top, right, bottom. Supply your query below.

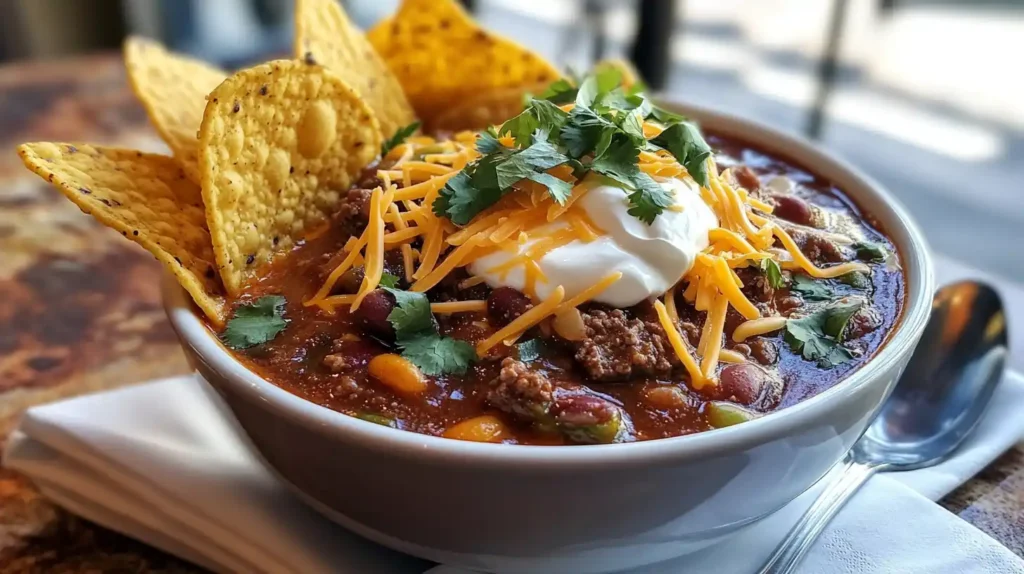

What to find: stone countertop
left=0, top=54, right=1020, bottom=572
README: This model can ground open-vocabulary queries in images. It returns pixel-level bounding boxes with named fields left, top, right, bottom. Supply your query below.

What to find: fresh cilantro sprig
left=791, top=274, right=832, bottom=301
left=783, top=301, right=863, bottom=367
left=220, top=295, right=288, bottom=349
left=378, top=272, right=400, bottom=289
left=432, top=67, right=715, bottom=226
left=381, top=121, right=421, bottom=158
left=760, top=258, right=784, bottom=289
left=853, top=241, right=888, bottom=262
left=434, top=126, right=572, bottom=224
left=383, top=288, right=476, bottom=375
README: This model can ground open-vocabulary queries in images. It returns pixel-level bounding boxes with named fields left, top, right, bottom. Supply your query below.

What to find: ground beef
left=486, top=358, right=554, bottom=420
left=679, top=320, right=700, bottom=347
left=736, top=267, right=775, bottom=303
left=844, top=305, right=883, bottom=340
left=340, top=188, right=372, bottom=225
left=574, top=309, right=677, bottom=381
left=788, top=228, right=845, bottom=264
left=323, top=353, right=351, bottom=374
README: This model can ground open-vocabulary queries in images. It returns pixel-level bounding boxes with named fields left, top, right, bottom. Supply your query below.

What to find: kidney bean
left=770, top=194, right=815, bottom=226
left=487, top=287, right=533, bottom=327
left=716, top=363, right=772, bottom=407
left=355, top=289, right=395, bottom=338
left=733, top=165, right=761, bottom=191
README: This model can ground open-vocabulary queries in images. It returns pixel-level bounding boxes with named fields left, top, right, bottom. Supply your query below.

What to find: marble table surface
left=0, top=54, right=1020, bottom=572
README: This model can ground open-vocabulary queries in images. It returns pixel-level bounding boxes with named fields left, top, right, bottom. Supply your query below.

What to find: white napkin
left=4, top=373, right=1024, bottom=574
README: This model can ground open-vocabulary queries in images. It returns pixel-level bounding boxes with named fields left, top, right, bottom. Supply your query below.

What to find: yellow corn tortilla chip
left=198, top=59, right=381, bottom=295
left=17, top=142, right=226, bottom=324
left=430, top=82, right=549, bottom=132
left=124, top=36, right=226, bottom=183
left=294, top=0, right=416, bottom=141
left=368, top=0, right=562, bottom=122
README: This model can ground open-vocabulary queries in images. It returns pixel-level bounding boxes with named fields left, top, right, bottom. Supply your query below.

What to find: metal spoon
left=760, top=280, right=1008, bottom=574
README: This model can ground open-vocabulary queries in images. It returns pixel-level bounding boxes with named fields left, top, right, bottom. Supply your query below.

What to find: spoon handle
left=759, top=457, right=880, bottom=574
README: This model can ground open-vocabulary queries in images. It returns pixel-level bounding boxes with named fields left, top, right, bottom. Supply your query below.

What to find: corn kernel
left=367, top=353, right=427, bottom=394
left=443, top=415, right=509, bottom=443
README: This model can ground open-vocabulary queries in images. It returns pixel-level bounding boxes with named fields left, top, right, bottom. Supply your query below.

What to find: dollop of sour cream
left=469, top=175, right=718, bottom=307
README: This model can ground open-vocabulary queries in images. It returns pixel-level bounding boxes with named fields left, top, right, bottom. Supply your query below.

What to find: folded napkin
left=5, top=373, right=1024, bottom=574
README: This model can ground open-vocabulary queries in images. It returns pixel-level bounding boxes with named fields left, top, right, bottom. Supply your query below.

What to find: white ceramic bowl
left=166, top=102, right=934, bottom=573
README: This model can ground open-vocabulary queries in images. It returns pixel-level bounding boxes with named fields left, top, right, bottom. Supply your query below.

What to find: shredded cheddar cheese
left=431, top=300, right=488, bottom=314
left=733, top=317, right=788, bottom=343
left=477, top=286, right=565, bottom=356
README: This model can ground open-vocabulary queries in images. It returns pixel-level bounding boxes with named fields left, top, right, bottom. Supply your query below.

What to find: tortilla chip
left=430, top=82, right=549, bottom=132
left=294, top=0, right=416, bottom=141
left=17, top=143, right=226, bottom=324
left=198, top=59, right=381, bottom=295
left=124, top=36, right=226, bottom=184
left=368, top=0, right=562, bottom=122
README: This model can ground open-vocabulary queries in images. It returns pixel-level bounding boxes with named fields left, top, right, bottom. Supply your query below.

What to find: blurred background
left=1, top=0, right=1020, bottom=283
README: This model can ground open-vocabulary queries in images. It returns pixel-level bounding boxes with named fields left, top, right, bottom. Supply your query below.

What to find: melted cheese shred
left=732, top=316, right=788, bottom=343
left=477, top=287, right=565, bottom=356
left=304, top=122, right=870, bottom=389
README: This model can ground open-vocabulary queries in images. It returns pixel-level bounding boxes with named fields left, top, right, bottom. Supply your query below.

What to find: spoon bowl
left=858, top=281, right=1008, bottom=469
left=762, top=280, right=1008, bottom=573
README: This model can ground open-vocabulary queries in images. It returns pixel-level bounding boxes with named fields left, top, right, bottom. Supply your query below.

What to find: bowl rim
left=165, top=100, right=935, bottom=469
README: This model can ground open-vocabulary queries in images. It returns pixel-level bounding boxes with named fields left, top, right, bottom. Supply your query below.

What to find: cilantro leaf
left=626, top=172, right=674, bottom=224
left=528, top=99, right=570, bottom=138
left=499, top=109, right=538, bottom=148
left=475, top=128, right=503, bottom=154
left=494, top=137, right=569, bottom=189
left=220, top=295, right=288, bottom=349
left=616, top=110, right=647, bottom=147
left=760, top=258, right=784, bottom=289
left=822, top=301, right=863, bottom=342
left=560, top=105, right=618, bottom=159
left=784, top=301, right=863, bottom=367
left=396, top=334, right=476, bottom=376
left=791, top=274, right=832, bottom=301
left=378, top=272, right=400, bottom=289
left=647, top=105, right=686, bottom=126
left=382, top=288, right=476, bottom=375
left=434, top=155, right=505, bottom=225
left=575, top=66, right=621, bottom=108
left=383, top=288, right=436, bottom=334
left=853, top=241, right=888, bottom=262
left=591, top=135, right=673, bottom=224
left=838, top=271, right=872, bottom=290
left=381, top=121, right=420, bottom=158
left=650, top=122, right=712, bottom=187
left=435, top=132, right=569, bottom=223
left=540, top=77, right=577, bottom=104
left=527, top=172, right=573, bottom=204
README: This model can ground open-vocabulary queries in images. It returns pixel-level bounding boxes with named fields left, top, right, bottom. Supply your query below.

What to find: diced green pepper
left=706, top=402, right=760, bottom=428
left=355, top=412, right=397, bottom=428
left=558, top=408, right=624, bottom=444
